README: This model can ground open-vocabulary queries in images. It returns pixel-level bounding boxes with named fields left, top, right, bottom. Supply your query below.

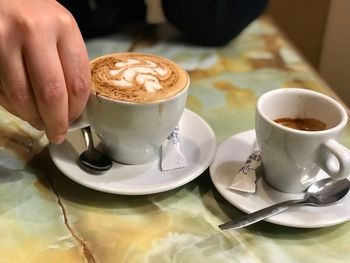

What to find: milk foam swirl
left=108, top=58, right=170, bottom=92
left=90, top=53, right=188, bottom=103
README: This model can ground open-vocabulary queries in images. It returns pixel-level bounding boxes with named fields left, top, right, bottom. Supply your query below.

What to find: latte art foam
left=108, top=59, right=169, bottom=92
left=90, top=53, right=188, bottom=103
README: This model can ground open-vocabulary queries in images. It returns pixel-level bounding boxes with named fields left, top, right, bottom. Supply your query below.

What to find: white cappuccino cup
left=73, top=52, right=189, bottom=165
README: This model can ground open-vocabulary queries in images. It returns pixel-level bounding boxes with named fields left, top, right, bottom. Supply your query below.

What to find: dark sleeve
left=58, top=0, right=146, bottom=38
left=162, top=0, right=268, bottom=46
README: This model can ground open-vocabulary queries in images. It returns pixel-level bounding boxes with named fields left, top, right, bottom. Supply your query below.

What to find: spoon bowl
left=306, top=178, right=350, bottom=206
left=219, top=177, right=350, bottom=230
left=78, top=126, right=113, bottom=174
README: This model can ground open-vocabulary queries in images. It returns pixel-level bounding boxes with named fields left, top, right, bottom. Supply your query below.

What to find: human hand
left=0, top=0, right=90, bottom=144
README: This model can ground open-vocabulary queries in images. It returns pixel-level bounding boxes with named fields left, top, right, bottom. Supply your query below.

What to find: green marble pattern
left=0, top=17, right=349, bottom=262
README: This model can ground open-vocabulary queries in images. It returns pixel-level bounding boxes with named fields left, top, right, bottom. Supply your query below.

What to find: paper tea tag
left=228, top=150, right=262, bottom=193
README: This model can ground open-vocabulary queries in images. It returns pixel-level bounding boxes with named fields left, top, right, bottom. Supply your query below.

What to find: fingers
left=0, top=2, right=90, bottom=143
left=0, top=45, right=44, bottom=130
left=23, top=36, right=69, bottom=144
left=0, top=83, right=18, bottom=117
left=57, top=15, right=90, bottom=124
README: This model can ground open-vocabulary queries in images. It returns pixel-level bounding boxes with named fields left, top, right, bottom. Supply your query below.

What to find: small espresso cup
left=74, top=52, right=189, bottom=164
left=255, top=88, right=350, bottom=193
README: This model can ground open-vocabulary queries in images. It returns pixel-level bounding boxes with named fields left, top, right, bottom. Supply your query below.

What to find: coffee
left=90, top=53, right=188, bottom=103
left=274, top=117, right=327, bottom=131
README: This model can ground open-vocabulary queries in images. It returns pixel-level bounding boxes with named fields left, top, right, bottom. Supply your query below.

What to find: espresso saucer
left=210, top=129, right=350, bottom=228
left=49, top=109, right=216, bottom=195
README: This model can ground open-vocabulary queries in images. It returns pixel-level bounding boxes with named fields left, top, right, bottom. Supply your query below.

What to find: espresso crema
left=274, top=117, right=327, bottom=131
left=90, top=53, right=188, bottom=103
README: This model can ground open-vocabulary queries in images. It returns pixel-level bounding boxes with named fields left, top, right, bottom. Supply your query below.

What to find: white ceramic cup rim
left=89, top=52, right=190, bottom=105
left=257, top=88, right=348, bottom=135
left=90, top=75, right=190, bottom=105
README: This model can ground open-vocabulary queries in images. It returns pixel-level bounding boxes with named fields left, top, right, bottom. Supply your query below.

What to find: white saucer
left=210, top=130, right=350, bottom=228
left=49, top=109, right=216, bottom=195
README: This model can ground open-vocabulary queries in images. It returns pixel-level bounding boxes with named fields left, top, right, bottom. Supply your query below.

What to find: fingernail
left=51, top=134, right=66, bottom=145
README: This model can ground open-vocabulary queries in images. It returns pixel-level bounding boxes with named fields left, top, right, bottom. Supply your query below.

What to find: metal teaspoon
left=78, top=126, right=112, bottom=173
left=219, top=177, right=350, bottom=230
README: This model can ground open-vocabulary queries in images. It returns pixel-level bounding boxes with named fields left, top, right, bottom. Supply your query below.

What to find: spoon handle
left=219, top=198, right=306, bottom=230
left=81, top=126, right=95, bottom=155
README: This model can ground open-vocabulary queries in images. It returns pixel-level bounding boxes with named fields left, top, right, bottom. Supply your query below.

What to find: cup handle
left=318, top=139, right=350, bottom=179
left=69, top=110, right=89, bottom=131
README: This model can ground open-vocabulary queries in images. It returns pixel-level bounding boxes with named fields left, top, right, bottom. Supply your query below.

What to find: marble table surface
left=0, top=16, right=349, bottom=263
